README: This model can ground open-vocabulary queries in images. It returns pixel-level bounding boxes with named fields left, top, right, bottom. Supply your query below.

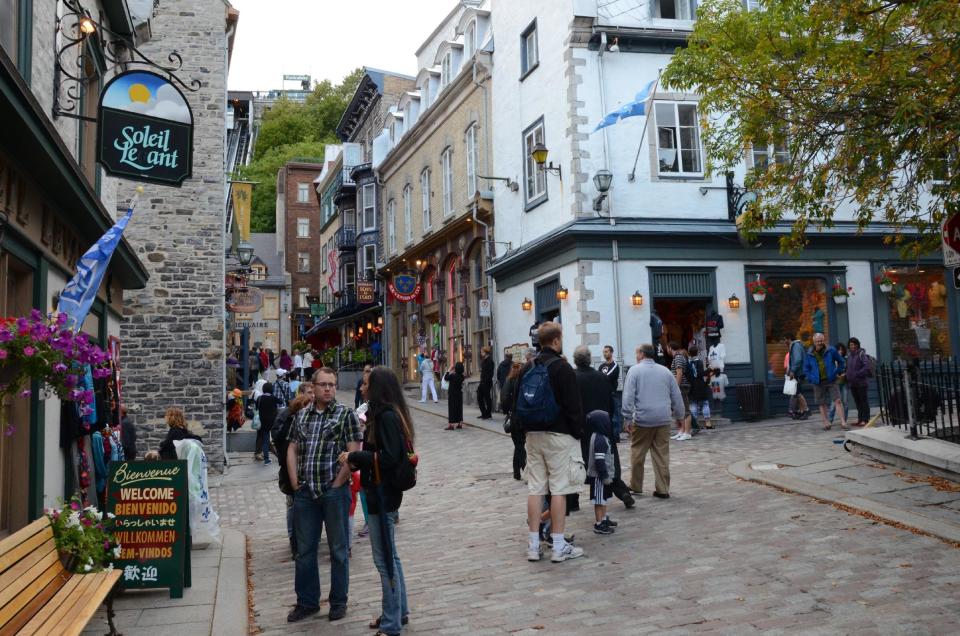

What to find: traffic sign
left=954, top=267, right=960, bottom=291
left=943, top=215, right=960, bottom=267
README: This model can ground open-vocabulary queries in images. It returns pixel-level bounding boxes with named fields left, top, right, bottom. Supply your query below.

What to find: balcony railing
left=335, top=226, right=357, bottom=250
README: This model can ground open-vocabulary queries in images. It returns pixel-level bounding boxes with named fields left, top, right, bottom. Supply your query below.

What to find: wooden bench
left=0, top=518, right=122, bottom=635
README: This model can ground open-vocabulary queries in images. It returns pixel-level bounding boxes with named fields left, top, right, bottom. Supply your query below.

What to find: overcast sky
left=227, top=0, right=458, bottom=90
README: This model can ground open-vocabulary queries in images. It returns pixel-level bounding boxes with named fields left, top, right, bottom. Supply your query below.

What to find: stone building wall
left=116, top=0, right=231, bottom=470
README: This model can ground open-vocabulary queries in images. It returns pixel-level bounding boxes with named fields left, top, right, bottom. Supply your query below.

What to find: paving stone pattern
left=212, top=397, right=960, bottom=635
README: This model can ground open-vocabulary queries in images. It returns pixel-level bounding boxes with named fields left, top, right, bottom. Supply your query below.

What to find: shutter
left=649, top=271, right=714, bottom=298
left=535, top=278, right=560, bottom=311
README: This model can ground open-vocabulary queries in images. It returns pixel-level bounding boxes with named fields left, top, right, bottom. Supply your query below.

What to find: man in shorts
left=514, top=322, right=585, bottom=563
left=803, top=333, right=848, bottom=431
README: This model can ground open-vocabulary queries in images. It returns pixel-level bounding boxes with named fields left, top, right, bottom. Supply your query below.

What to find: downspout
left=473, top=58, right=499, bottom=361
left=598, top=29, right=623, bottom=364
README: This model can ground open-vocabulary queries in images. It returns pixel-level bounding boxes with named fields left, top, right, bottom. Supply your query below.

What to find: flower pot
left=833, top=295, right=848, bottom=304
left=879, top=283, right=893, bottom=293
left=752, top=293, right=766, bottom=302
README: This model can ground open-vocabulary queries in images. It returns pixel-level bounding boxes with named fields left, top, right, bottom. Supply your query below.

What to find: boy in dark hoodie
left=586, top=410, right=616, bottom=535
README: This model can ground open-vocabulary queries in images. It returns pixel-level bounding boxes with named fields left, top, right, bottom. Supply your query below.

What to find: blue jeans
left=293, top=484, right=351, bottom=610
left=286, top=495, right=296, bottom=554
left=261, top=427, right=272, bottom=463
left=367, top=509, right=408, bottom=633
left=611, top=393, right=623, bottom=437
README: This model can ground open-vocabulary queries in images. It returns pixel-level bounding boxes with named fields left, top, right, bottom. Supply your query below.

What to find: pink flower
left=53, top=363, right=68, bottom=374
left=22, top=346, right=35, bottom=357
left=3, top=425, right=14, bottom=437
left=103, top=540, right=111, bottom=550
left=0, top=349, right=6, bottom=360
left=70, top=501, right=80, bottom=511
left=19, top=389, right=30, bottom=399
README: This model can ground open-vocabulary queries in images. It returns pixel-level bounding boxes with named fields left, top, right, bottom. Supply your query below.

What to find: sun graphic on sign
left=128, top=83, right=151, bottom=104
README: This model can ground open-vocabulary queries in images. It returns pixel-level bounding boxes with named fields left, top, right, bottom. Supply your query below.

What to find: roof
left=249, top=233, right=286, bottom=286
left=335, top=67, right=415, bottom=141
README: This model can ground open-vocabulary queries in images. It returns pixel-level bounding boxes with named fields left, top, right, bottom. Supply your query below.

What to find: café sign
left=97, top=70, right=194, bottom=186
left=388, top=271, right=421, bottom=303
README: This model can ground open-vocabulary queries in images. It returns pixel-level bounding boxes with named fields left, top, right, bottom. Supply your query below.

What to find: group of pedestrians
left=247, top=346, right=316, bottom=384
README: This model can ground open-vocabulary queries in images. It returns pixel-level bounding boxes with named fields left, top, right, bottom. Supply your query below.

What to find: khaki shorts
left=813, top=382, right=841, bottom=406
left=524, top=432, right=585, bottom=496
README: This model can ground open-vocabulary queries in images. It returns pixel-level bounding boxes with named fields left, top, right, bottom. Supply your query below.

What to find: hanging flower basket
left=747, top=276, right=771, bottom=303
left=0, top=310, right=111, bottom=435
left=832, top=280, right=853, bottom=304
left=879, top=283, right=893, bottom=293
left=752, top=292, right=767, bottom=303
left=875, top=272, right=895, bottom=293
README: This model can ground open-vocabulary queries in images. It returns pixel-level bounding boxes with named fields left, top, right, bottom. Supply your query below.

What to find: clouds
left=123, top=83, right=191, bottom=123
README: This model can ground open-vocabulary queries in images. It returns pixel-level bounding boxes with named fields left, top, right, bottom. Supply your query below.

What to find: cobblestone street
left=211, top=404, right=960, bottom=635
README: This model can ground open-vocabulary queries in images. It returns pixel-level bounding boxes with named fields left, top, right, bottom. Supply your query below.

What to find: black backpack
left=685, top=356, right=703, bottom=387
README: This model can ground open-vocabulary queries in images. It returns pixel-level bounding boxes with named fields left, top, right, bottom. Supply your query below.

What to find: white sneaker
left=526, top=545, right=542, bottom=562
left=670, top=432, right=682, bottom=440
left=677, top=433, right=693, bottom=441
left=551, top=544, right=584, bottom=562
left=417, top=400, right=426, bottom=403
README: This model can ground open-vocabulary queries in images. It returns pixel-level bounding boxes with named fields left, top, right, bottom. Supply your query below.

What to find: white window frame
left=465, top=123, right=478, bottom=200
left=744, top=0, right=762, bottom=10
left=362, top=244, right=377, bottom=281
left=321, top=241, right=328, bottom=273
left=387, top=198, right=397, bottom=254
left=653, top=0, right=698, bottom=20
left=362, top=183, right=376, bottom=231
left=441, top=147, right=454, bottom=218
left=750, top=139, right=790, bottom=172
left=298, top=287, right=309, bottom=308
left=523, top=118, right=547, bottom=206
left=465, top=21, right=476, bottom=58
left=654, top=101, right=704, bottom=177
left=421, top=168, right=432, bottom=231
left=441, top=53, right=452, bottom=89
left=297, top=251, right=310, bottom=273
left=297, top=183, right=309, bottom=203
left=296, top=217, right=309, bottom=238
left=403, top=185, right=413, bottom=244
left=343, top=263, right=356, bottom=294
left=521, top=20, right=538, bottom=77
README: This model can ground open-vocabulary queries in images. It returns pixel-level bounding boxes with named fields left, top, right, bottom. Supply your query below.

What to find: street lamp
left=556, top=286, right=569, bottom=301
left=521, top=297, right=533, bottom=311
left=631, top=290, right=643, bottom=307
left=728, top=294, right=741, bottom=310
left=236, top=241, right=255, bottom=268
left=593, top=169, right=613, bottom=212
left=531, top=143, right=562, bottom=178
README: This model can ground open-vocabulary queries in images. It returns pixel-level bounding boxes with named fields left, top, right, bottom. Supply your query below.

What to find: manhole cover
left=750, top=462, right=782, bottom=471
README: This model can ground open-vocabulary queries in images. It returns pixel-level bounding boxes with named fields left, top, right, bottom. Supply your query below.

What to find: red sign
left=943, top=215, right=960, bottom=266
left=388, top=282, right=422, bottom=303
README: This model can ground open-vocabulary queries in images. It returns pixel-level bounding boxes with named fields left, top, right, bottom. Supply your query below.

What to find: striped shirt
left=288, top=399, right=362, bottom=498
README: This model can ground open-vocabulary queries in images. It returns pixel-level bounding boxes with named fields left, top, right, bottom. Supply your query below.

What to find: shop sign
left=235, top=321, right=268, bottom=329
left=358, top=282, right=376, bottom=304
left=97, top=70, right=194, bottom=186
left=310, top=302, right=327, bottom=318
left=478, top=299, right=491, bottom=317
left=388, top=272, right=421, bottom=303
left=503, top=342, right=528, bottom=362
left=226, top=287, right=263, bottom=313
left=107, top=461, right=191, bottom=598
left=943, top=215, right=960, bottom=267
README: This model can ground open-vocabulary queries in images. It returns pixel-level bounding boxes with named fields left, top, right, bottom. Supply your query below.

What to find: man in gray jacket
left=622, top=343, right=685, bottom=498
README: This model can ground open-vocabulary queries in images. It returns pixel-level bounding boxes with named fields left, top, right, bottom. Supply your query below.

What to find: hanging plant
left=831, top=279, right=853, bottom=304
left=875, top=271, right=895, bottom=293
left=0, top=310, right=111, bottom=435
left=747, top=276, right=771, bottom=302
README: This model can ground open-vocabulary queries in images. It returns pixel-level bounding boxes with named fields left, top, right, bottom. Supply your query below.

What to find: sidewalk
left=81, top=528, right=247, bottom=635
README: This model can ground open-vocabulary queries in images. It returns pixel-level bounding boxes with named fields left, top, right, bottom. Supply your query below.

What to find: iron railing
left=877, top=358, right=960, bottom=443
left=336, top=226, right=357, bottom=250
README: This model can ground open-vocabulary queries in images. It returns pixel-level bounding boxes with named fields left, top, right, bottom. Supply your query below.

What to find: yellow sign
left=231, top=182, right=253, bottom=241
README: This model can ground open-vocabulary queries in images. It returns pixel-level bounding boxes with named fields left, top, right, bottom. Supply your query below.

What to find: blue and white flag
left=592, top=79, right=657, bottom=133
left=58, top=191, right=140, bottom=331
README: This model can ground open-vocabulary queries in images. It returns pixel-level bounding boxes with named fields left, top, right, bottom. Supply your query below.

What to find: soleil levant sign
left=97, top=70, right=194, bottom=186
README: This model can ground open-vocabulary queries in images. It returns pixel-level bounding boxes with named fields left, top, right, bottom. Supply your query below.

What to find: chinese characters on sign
left=107, top=461, right=191, bottom=598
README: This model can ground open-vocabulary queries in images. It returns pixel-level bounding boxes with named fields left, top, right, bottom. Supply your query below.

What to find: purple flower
left=103, top=540, right=110, bottom=550
left=30, top=309, right=43, bottom=322
left=65, top=375, right=78, bottom=388
left=81, top=390, right=95, bottom=404
left=56, top=312, right=68, bottom=325
left=22, top=346, right=35, bottom=357
left=0, top=329, right=11, bottom=343
left=19, top=389, right=30, bottom=399
left=53, top=363, right=68, bottom=374
left=70, top=389, right=83, bottom=401
left=3, top=425, right=13, bottom=437
left=80, top=517, right=92, bottom=527
left=80, top=406, right=93, bottom=416
left=70, top=501, right=80, bottom=511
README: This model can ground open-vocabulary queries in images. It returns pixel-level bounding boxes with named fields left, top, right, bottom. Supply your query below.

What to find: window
left=389, top=121, right=396, bottom=144
left=465, top=124, right=478, bottom=200
left=885, top=267, right=952, bottom=361
left=344, top=263, right=356, bottom=295
left=441, top=147, right=454, bottom=217
left=321, top=241, right=328, bottom=272
left=523, top=119, right=547, bottom=205
left=403, top=185, right=413, bottom=243
left=362, top=183, right=376, bottom=231
left=520, top=20, right=538, bottom=77
left=744, top=0, right=762, bottom=10
left=387, top=199, right=397, bottom=254
left=763, top=277, right=830, bottom=379
left=262, top=296, right=279, bottom=320
left=343, top=208, right=356, bottom=229
left=250, top=265, right=266, bottom=281
left=751, top=140, right=790, bottom=172
left=421, top=169, right=432, bottom=230
left=653, top=0, right=698, bottom=20
left=465, top=21, right=476, bottom=58
left=298, top=287, right=309, bottom=308
left=297, top=183, right=310, bottom=203
left=297, top=252, right=310, bottom=273
left=0, top=0, right=23, bottom=72
left=362, top=244, right=377, bottom=280
left=655, top=102, right=703, bottom=176
left=441, top=52, right=453, bottom=89
left=297, top=218, right=310, bottom=238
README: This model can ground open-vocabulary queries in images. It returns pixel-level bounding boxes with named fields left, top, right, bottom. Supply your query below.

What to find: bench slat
left=0, top=551, right=62, bottom=620
left=0, top=539, right=57, bottom=597
left=0, top=521, right=54, bottom=575
left=17, top=573, right=96, bottom=636
left=58, top=571, right=122, bottom=636
left=0, top=568, right=69, bottom=635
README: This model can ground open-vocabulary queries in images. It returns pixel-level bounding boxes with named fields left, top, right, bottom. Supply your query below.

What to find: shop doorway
left=653, top=298, right=712, bottom=351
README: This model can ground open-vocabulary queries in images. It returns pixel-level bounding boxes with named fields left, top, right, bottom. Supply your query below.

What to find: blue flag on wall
left=58, top=191, right=140, bottom=331
left=592, top=79, right=657, bottom=133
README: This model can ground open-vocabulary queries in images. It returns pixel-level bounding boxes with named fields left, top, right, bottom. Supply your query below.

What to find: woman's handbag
left=502, top=414, right=512, bottom=434
left=783, top=377, right=798, bottom=396
left=441, top=375, right=450, bottom=391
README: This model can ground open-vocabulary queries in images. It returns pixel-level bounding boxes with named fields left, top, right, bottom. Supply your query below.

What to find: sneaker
left=603, top=516, right=618, bottom=527
left=526, top=545, right=542, bottom=561
left=677, top=433, right=692, bottom=441
left=264, top=460, right=272, bottom=465
left=541, top=533, right=575, bottom=548
left=621, top=493, right=636, bottom=509
left=551, top=544, right=585, bottom=562
left=670, top=432, right=682, bottom=440
left=593, top=522, right=614, bottom=535
left=287, top=605, right=319, bottom=623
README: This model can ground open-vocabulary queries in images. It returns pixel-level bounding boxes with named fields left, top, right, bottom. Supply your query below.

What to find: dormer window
left=389, top=121, right=396, bottom=144
left=465, top=21, right=477, bottom=58
left=441, top=52, right=453, bottom=89
left=652, top=0, right=698, bottom=20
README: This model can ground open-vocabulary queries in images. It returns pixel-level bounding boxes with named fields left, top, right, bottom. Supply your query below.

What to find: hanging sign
left=388, top=272, right=421, bottom=303
left=943, top=215, right=960, bottom=267
left=231, top=182, right=254, bottom=241
left=478, top=299, right=491, bottom=317
left=97, top=70, right=194, bottom=186
left=107, top=461, right=191, bottom=598
left=226, top=287, right=263, bottom=313
left=357, top=281, right=376, bottom=304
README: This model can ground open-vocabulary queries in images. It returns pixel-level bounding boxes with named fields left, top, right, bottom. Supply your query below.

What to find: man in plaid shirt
left=285, top=367, right=362, bottom=623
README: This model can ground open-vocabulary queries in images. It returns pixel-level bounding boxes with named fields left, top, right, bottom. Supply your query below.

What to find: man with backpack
left=787, top=332, right=812, bottom=420
left=513, top=322, right=585, bottom=563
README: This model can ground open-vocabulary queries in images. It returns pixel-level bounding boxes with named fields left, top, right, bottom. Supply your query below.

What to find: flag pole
left=627, top=68, right=662, bottom=182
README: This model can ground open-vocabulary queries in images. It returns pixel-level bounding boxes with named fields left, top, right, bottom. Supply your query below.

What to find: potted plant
left=747, top=277, right=771, bottom=302
left=46, top=495, right=121, bottom=573
left=832, top=280, right=854, bottom=304
left=875, top=271, right=895, bottom=293
left=0, top=310, right=112, bottom=435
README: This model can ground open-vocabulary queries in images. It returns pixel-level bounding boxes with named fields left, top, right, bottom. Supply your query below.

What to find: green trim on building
left=17, top=0, right=32, bottom=84
left=28, top=257, right=47, bottom=520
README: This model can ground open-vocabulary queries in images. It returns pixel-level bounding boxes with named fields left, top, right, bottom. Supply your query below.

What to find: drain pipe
left=473, top=58, right=499, bottom=362
left=599, top=29, right=623, bottom=364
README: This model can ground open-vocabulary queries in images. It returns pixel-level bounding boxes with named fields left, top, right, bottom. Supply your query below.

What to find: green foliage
left=663, top=0, right=960, bottom=256
left=235, top=68, right=364, bottom=232
left=47, top=495, right=120, bottom=573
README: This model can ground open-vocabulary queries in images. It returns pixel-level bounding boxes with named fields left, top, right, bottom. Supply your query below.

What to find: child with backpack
left=585, top=410, right=617, bottom=535
left=686, top=347, right=712, bottom=430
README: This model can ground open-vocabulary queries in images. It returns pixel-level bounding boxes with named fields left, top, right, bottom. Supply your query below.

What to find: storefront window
left=764, top=277, right=830, bottom=379
left=886, top=267, right=952, bottom=360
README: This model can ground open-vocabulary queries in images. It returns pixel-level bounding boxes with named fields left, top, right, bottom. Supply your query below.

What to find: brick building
left=276, top=160, right=324, bottom=341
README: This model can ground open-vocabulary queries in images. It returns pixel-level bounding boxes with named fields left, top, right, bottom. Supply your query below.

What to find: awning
left=303, top=302, right=381, bottom=338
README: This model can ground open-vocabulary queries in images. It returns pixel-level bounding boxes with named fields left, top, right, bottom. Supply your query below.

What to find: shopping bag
left=783, top=377, right=798, bottom=396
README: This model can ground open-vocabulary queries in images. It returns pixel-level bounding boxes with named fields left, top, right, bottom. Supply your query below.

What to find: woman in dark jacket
left=443, top=362, right=465, bottom=430
left=256, top=382, right=279, bottom=465
left=342, top=367, right=412, bottom=636
left=499, top=362, right=526, bottom=480
left=158, top=407, right=201, bottom=460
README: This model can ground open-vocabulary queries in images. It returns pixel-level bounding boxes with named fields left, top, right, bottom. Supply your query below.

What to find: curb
left=728, top=460, right=960, bottom=545
left=211, top=528, right=248, bottom=635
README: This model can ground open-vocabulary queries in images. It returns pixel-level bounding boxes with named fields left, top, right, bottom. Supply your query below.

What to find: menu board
left=106, top=460, right=192, bottom=598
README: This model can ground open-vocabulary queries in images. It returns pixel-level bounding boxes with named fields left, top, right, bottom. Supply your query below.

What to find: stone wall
left=116, top=0, right=230, bottom=470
